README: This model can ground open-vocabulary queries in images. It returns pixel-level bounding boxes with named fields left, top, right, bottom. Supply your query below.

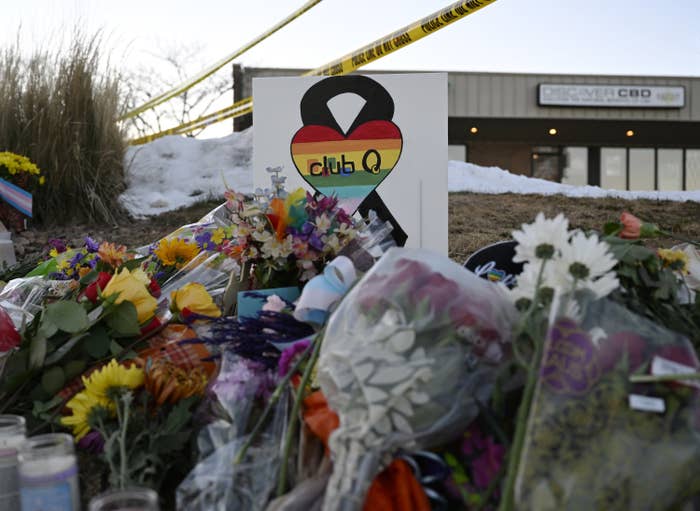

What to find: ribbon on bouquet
left=294, top=255, right=357, bottom=326
left=0, top=177, right=33, bottom=217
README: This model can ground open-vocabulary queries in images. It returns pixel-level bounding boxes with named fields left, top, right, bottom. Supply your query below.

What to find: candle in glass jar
left=19, top=433, right=81, bottom=511
left=89, top=487, right=160, bottom=511
left=0, top=414, right=26, bottom=510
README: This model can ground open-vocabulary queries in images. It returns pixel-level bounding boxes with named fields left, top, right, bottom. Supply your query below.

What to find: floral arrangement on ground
left=2, top=174, right=700, bottom=511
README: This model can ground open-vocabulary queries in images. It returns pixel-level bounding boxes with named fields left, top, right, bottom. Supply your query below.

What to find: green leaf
left=32, top=395, right=64, bottom=415
left=38, top=316, right=58, bottom=339
left=105, top=301, right=140, bottom=337
left=161, top=397, right=196, bottom=435
left=83, top=324, right=111, bottom=358
left=45, top=301, right=89, bottom=334
left=41, top=366, right=65, bottom=395
left=29, top=333, right=47, bottom=369
left=63, top=359, right=87, bottom=380
left=109, top=340, right=124, bottom=356
left=26, top=258, right=58, bottom=277
left=603, top=221, right=622, bottom=236
left=121, top=256, right=148, bottom=272
left=79, top=269, right=99, bottom=286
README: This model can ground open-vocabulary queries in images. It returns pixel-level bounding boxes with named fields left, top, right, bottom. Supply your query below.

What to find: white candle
left=0, top=414, right=26, bottom=510
left=89, top=487, right=160, bottom=511
left=19, top=433, right=80, bottom=511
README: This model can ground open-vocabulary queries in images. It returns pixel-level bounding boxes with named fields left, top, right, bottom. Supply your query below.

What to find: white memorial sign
left=253, top=73, right=448, bottom=253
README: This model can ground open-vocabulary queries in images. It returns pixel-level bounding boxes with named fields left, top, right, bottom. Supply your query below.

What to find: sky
left=5, top=0, right=699, bottom=76
left=4, top=0, right=700, bottom=136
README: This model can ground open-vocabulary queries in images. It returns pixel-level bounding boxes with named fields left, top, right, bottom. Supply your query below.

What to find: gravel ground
left=7, top=192, right=700, bottom=273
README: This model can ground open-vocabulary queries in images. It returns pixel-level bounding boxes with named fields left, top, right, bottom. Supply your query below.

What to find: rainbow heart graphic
left=290, top=120, right=402, bottom=213
left=290, top=75, right=403, bottom=214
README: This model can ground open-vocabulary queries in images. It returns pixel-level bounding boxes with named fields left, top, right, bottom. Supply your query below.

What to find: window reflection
left=601, top=148, right=627, bottom=190
left=629, top=149, right=654, bottom=191
left=658, top=149, right=683, bottom=191
left=561, top=147, right=587, bottom=186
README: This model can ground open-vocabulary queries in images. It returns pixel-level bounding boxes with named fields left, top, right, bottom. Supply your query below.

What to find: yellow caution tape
left=128, top=0, right=498, bottom=145
left=129, top=98, right=253, bottom=145
left=303, top=0, right=498, bottom=76
left=119, top=0, right=322, bottom=121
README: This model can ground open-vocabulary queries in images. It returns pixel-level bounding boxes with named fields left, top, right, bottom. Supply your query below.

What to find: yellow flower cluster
left=0, top=151, right=44, bottom=185
left=658, top=248, right=689, bottom=274
left=61, top=360, right=144, bottom=440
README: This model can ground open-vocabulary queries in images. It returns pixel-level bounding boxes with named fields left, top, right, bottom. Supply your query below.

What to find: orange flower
left=619, top=211, right=660, bottom=239
left=620, top=212, right=642, bottom=239
left=98, top=242, right=131, bottom=267
left=144, top=360, right=208, bottom=406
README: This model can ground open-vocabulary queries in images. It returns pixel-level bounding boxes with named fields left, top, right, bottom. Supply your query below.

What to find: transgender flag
left=0, top=177, right=32, bottom=217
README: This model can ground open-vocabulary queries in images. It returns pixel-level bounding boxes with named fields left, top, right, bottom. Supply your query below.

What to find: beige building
left=233, top=66, right=700, bottom=191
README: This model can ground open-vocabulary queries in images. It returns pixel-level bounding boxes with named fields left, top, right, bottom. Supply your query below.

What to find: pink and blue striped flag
left=0, top=177, right=32, bottom=217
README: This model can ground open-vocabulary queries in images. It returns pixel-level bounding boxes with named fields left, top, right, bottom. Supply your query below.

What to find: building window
left=561, top=147, right=587, bottom=186
left=686, top=150, right=700, bottom=190
left=658, top=149, right=683, bottom=191
left=600, top=148, right=627, bottom=190
left=531, top=146, right=562, bottom=181
left=629, top=148, right=655, bottom=191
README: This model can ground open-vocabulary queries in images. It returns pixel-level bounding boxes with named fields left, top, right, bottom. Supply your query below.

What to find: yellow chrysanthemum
left=61, top=390, right=111, bottom=440
left=154, top=238, right=200, bottom=269
left=658, top=248, right=689, bottom=274
left=82, top=359, right=145, bottom=399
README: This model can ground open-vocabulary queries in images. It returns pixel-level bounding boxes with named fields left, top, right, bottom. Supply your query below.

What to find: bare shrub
left=0, top=29, right=127, bottom=225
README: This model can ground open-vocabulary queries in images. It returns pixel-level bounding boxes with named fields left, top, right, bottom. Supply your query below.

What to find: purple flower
left=48, top=238, right=67, bottom=253
left=278, top=339, right=311, bottom=377
left=212, top=357, right=277, bottom=402
left=69, top=251, right=85, bottom=268
left=77, top=430, right=104, bottom=454
left=84, top=237, right=99, bottom=253
left=461, top=424, right=505, bottom=491
left=195, top=231, right=216, bottom=251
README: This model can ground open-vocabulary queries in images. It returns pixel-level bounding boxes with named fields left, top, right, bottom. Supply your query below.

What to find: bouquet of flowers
left=61, top=357, right=208, bottom=498
left=221, top=184, right=358, bottom=289
left=316, top=247, right=517, bottom=510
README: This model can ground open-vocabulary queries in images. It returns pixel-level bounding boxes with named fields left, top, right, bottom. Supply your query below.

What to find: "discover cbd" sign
left=538, top=84, right=685, bottom=108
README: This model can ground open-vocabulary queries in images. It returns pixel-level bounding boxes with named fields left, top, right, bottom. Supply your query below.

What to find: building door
left=531, top=147, right=563, bottom=181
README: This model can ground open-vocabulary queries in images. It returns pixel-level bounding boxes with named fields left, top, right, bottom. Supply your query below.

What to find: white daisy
left=512, top=213, right=570, bottom=263
left=509, top=260, right=564, bottom=304
left=555, top=231, right=619, bottom=298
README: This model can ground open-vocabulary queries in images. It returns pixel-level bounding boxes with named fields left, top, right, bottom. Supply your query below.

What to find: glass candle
left=0, top=414, right=26, bottom=509
left=19, top=433, right=80, bottom=511
left=88, top=487, right=160, bottom=511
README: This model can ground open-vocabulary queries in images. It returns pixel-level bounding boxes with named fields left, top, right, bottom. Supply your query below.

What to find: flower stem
left=499, top=259, right=548, bottom=511
left=277, top=334, right=323, bottom=496
left=234, top=340, right=314, bottom=466
left=630, top=372, right=700, bottom=383
left=115, top=392, right=132, bottom=489
left=498, top=336, right=541, bottom=511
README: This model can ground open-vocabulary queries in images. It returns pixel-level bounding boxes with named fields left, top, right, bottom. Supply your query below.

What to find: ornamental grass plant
left=0, top=29, right=127, bottom=225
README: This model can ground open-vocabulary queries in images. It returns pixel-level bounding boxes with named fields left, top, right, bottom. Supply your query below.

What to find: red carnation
left=0, top=306, right=21, bottom=352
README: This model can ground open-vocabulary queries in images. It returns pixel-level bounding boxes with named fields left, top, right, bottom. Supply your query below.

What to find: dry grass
left=0, top=29, right=127, bottom=225
left=448, top=192, right=700, bottom=263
